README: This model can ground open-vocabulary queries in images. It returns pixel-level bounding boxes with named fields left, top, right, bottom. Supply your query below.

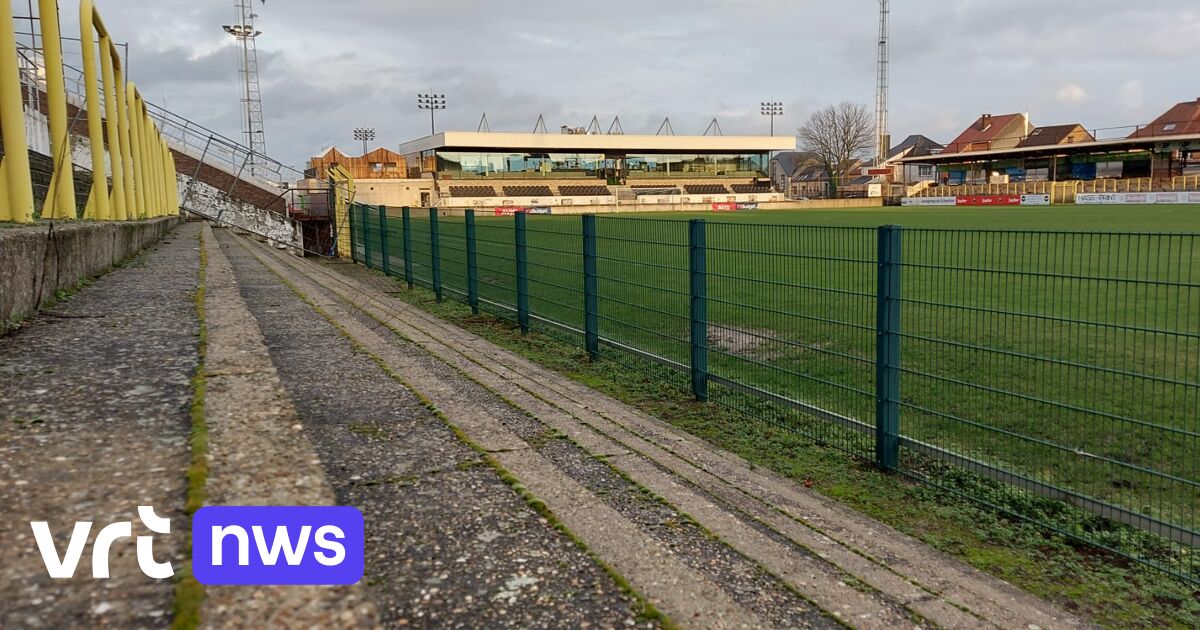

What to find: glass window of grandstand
left=624, top=153, right=766, bottom=178
left=436, top=152, right=604, bottom=178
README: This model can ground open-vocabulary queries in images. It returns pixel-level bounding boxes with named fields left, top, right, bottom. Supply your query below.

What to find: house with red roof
left=940, top=113, right=1032, bottom=155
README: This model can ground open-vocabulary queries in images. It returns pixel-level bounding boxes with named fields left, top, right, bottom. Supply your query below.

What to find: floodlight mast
left=353, top=127, right=376, bottom=155
left=417, top=93, right=446, bottom=135
left=875, top=0, right=890, bottom=164
left=760, top=101, right=783, bottom=136
left=222, top=0, right=268, bottom=177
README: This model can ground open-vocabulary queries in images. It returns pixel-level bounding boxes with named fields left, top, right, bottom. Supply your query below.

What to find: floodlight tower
left=875, top=0, right=890, bottom=164
left=760, top=102, right=783, bottom=136
left=223, top=0, right=268, bottom=176
left=353, top=127, right=376, bottom=155
left=417, top=93, right=446, bottom=135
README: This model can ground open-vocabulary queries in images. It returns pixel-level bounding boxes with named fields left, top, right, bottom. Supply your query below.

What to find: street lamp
left=353, top=127, right=376, bottom=155
left=417, top=93, right=446, bottom=135
left=760, top=101, right=783, bottom=136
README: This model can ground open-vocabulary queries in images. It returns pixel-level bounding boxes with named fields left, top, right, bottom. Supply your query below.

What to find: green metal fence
left=349, top=204, right=1200, bottom=583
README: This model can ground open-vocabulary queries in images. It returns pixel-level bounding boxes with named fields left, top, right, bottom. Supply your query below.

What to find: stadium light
left=760, top=102, right=783, bottom=136
left=417, top=93, right=447, bottom=135
left=353, top=127, right=376, bottom=155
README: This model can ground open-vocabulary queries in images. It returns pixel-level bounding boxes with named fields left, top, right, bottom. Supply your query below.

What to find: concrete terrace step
left=233, top=232, right=1088, bottom=630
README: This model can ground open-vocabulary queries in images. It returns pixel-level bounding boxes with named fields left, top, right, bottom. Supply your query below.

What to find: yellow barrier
left=78, top=0, right=174, bottom=220
left=0, top=0, right=34, bottom=223
left=3, top=1, right=178, bottom=224
left=38, top=0, right=76, bottom=219
left=330, top=164, right=356, bottom=258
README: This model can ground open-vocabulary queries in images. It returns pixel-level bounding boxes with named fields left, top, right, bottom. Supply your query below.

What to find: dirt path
left=227, top=229, right=1087, bottom=630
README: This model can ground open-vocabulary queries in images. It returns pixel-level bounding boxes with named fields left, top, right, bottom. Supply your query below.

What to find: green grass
left=385, top=275, right=1200, bottom=629
left=357, top=203, right=1200, bottom=582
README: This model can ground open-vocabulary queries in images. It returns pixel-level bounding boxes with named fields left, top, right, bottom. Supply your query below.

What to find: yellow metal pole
left=0, top=0, right=35, bottom=223
left=146, top=109, right=161, bottom=216
left=79, top=1, right=109, bottom=220
left=116, top=79, right=135, bottom=219
left=143, top=114, right=156, bottom=216
left=100, top=39, right=126, bottom=220
left=38, top=0, right=77, bottom=219
left=167, top=142, right=179, bottom=214
left=150, top=122, right=163, bottom=216
left=128, top=85, right=146, bottom=218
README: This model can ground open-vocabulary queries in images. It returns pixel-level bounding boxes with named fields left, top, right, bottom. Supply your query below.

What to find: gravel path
left=215, top=229, right=655, bottom=629
left=0, top=222, right=198, bottom=629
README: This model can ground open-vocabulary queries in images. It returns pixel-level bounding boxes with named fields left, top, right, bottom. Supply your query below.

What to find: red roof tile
left=1127, top=98, right=1200, bottom=138
left=940, top=113, right=1028, bottom=154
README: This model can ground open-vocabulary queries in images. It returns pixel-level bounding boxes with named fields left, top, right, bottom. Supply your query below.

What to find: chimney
left=980, top=114, right=992, bottom=130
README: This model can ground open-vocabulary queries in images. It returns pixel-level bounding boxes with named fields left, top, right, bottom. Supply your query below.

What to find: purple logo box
left=192, top=506, right=364, bottom=585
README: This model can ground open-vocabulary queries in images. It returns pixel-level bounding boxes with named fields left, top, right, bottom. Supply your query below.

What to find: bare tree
left=798, top=102, right=874, bottom=196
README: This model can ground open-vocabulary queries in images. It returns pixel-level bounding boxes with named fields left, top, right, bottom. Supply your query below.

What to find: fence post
left=361, top=205, right=373, bottom=269
left=875, top=225, right=902, bottom=471
left=465, top=210, right=480, bottom=314
left=515, top=212, right=530, bottom=333
left=429, top=207, right=443, bottom=301
left=402, top=206, right=414, bottom=288
left=582, top=214, right=599, bottom=360
left=689, top=219, right=708, bottom=401
left=349, top=202, right=359, bottom=263
left=377, top=205, right=390, bottom=275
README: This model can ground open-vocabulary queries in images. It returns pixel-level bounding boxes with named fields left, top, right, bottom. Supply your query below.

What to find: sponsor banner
left=1020, top=194, right=1051, bottom=206
left=1075, top=193, right=1126, bottom=205
left=493, top=206, right=552, bottom=216
left=1076, top=192, right=1199, bottom=205
left=711, top=202, right=759, bottom=212
left=901, top=196, right=957, bottom=206
left=956, top=195, right=1021, bottom=206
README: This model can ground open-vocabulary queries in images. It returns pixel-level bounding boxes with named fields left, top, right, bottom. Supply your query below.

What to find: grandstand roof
left=398, top=131, right=794, bottom=154
left=1127, top=98, right=1200, bottom=138
left=894, top=132, right=1200, bottom=164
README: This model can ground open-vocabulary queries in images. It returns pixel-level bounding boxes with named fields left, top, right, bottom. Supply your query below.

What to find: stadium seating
left=502, top=185, right=553, bottom=197
left=447, top=185, right=496, bottom=197
left=558, top=185, right=611, bottom=196
left=684, top=184, right=730, bottom=195
left=632, top=185, right=680, bottom=195
left=730, top=183, right=771, bottom=194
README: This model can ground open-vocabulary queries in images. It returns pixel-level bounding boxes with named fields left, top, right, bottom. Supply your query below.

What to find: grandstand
left=392, top=131, right=794, bottom=212
left=893, top=99, right=1200, bottom=202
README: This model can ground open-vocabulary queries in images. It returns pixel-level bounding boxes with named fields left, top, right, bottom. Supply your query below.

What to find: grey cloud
left=45, top=0, right=1200, bottom=168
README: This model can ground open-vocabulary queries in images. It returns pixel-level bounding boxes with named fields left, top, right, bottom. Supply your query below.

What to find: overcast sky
left=35, top=0, right=1200, bottom=168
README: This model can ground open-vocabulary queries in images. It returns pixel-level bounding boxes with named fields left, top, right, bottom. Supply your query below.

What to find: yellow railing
left=1, top=0, right=34, bottom=222
left=913, top=178, right=1164, bottom=203
left=0, top=1, right=177, bottom=224
left=1172, top=175, right=1200, bottom=191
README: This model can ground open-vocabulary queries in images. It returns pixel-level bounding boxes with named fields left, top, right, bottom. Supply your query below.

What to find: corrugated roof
left=1127, top=98, right=1200, bottom=138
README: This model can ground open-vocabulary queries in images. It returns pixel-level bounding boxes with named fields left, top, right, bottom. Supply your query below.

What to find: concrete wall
left=0, top=217, right=183, bottom=331
left=355, top=178, right=435, bottom=207
left=179, top=175, right=300, bottom=250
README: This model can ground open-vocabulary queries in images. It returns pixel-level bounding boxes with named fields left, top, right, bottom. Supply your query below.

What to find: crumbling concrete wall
left=0, top=216, right=182, bottom=331
left=178, top=175, right=299, bottom=250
